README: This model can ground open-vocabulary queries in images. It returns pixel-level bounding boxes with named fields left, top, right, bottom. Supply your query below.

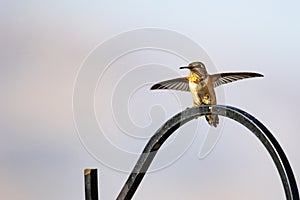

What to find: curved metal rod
left=116, top=105, right=299, bottom=200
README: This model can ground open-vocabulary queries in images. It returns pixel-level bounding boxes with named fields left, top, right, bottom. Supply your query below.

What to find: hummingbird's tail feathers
left=205, top=114, right=219, bottom=127
left=213, top=72, right=264, bottom=88
left=150, top=77, right=190, bottom=92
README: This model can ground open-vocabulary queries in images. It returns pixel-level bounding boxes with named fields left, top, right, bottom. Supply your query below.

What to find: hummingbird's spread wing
left=150, top=77, right=189, bottom=91
left=213, top=72, right=264, bottom=88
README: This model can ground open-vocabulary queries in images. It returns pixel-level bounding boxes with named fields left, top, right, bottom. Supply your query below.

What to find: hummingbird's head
left=180, top=61, right=207, bottom=76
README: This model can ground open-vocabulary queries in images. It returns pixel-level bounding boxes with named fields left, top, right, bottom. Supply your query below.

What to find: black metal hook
left=116, top=105, right=299, bottom=200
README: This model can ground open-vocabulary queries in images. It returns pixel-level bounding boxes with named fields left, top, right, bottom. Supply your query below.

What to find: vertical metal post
left=84, top=168, right=99, bottom=200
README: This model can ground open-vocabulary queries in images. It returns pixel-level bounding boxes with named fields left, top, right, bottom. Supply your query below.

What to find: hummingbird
left=150, top=61, right=263, bottom=127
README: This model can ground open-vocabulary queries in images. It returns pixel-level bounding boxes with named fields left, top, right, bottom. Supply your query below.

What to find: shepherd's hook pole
left=116, top=105, right=299, bottom=200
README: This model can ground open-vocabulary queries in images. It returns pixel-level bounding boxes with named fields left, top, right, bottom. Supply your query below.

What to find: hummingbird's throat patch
left=187, top=74, right=200, bottom=83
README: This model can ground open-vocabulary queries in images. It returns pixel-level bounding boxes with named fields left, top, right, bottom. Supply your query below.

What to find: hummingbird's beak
left=179, top=66, right=192, bottom=69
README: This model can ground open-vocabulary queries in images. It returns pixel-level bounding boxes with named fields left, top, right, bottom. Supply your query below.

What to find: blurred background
left=1, top=0, right=300, bottom=199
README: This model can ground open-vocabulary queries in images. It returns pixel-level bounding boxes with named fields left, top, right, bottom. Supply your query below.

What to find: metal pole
left=116, top=105, right=299, bottom=200
left=85, top=168, right=99, bottom=200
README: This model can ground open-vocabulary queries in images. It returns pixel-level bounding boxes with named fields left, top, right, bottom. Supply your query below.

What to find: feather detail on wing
left=213, top=72, right=264, bottom=88
left=150, top=77, right=190, bottom=91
